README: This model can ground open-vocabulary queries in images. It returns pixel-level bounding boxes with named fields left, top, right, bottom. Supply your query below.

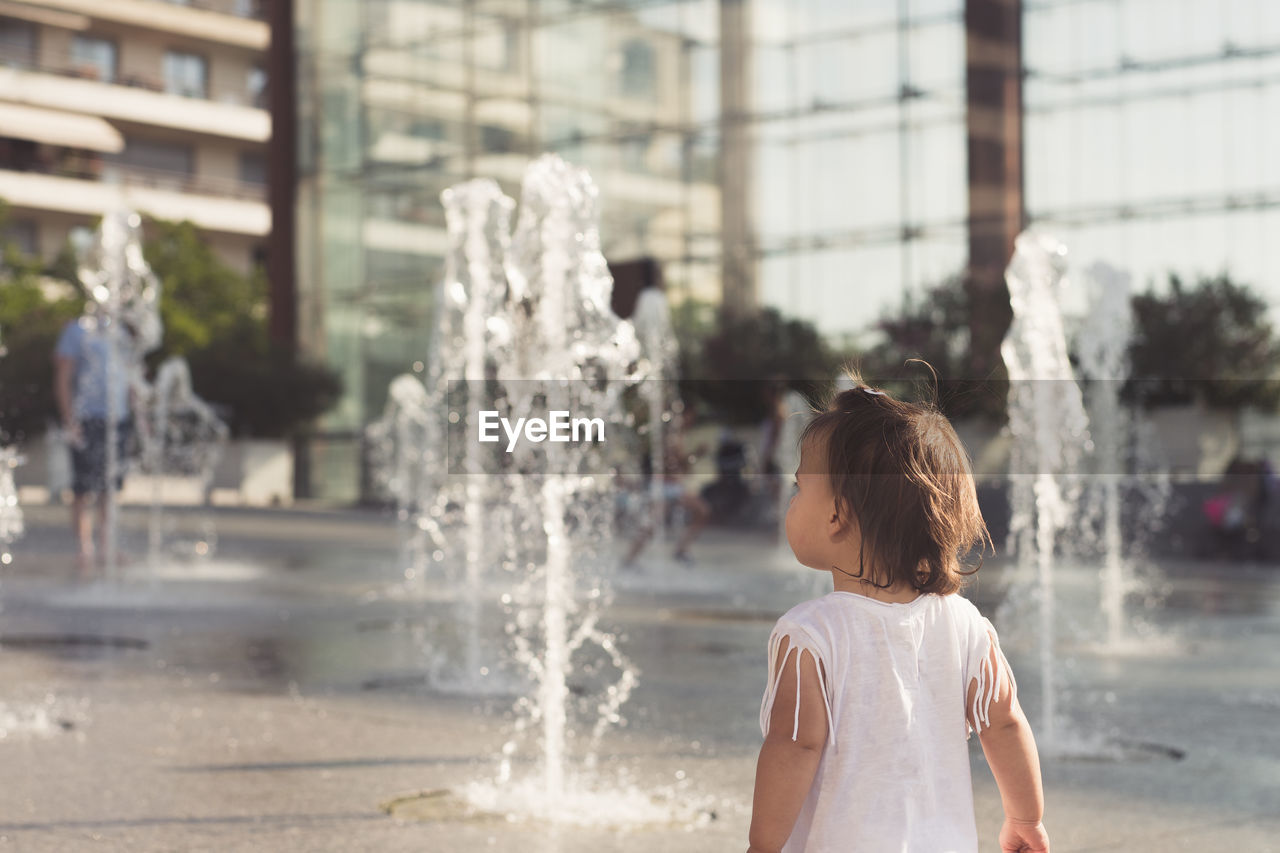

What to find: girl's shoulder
left=770, top=596, right=852, bottom=646
left=773, top=596, right=829, bottom=630
left=941, top=591, right=984, bottom=616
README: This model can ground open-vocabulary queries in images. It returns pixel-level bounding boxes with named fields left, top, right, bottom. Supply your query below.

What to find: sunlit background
left=4, top=0, right=1280, bottom=499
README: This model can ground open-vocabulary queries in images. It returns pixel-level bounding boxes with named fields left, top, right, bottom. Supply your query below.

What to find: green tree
left=0, top=244, right=84, bottom=442
left=1127, top=272, right=1280, bottom=410
left=678, top=303, right=840, bottom=424
left=144, top=219, right=264, bottom=359
left=142, top=219, right=341, bottom=437
left=0, top=211, right=340, bottom=441
left=860, top=275, right=1008, bottom=421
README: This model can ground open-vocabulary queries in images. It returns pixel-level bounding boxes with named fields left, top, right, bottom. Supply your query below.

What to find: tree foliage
left=1127, top=273, right=1280, bottom=410
left=0, top=244, right=85, bottom=442
left=0, top=212, right=340, bottom=441
left=674, top=302, right=840, bottom=423
left=141, top=220, right=341, bottom=437
left=860, top=275, right=1008, bottom=421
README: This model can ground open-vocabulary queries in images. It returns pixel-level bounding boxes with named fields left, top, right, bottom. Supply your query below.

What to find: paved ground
left=1, top=503, right=1278, bottom=851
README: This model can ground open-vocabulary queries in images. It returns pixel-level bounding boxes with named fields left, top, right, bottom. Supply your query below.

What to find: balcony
left=0, top=64, right=269, bottom=142
left=28, top=0, right=268, bottom=50
left=0, top=161, right=268, bottom=236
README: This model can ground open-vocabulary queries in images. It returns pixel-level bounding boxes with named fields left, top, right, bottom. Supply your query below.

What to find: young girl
left=748, top=378, right=1050, bottom=853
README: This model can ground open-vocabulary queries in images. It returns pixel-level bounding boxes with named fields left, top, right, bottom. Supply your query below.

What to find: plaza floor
left=1, top=503, right=1278, bottom=851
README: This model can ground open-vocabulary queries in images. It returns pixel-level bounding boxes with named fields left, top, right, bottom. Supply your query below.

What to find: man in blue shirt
left=53, top=315, right=138, bottom=576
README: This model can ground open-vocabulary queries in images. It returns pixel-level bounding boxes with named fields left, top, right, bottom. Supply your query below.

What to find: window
left=619, top=39, right=655, bottom=98
left=248, top=65, right=267, bottom=108
left=164, top=50, right=207, bottom=98
left=481, top=125, right=516, bottom=153
left=0, top=137, right=39, bottom=171
left=71, top=35, right=116, bottom=83
left=239, top=151, right=265, bottom=185
left=112, top=137, right=194, bottom=177
left=0, top=17, right=36, bottom=69
left=412, top=118, right=446, bottom=140
left=1, top=219, right=37, bottom=256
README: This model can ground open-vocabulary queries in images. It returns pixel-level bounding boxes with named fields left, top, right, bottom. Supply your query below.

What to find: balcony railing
left=159, top=0, right=265, bottom=21
left=0, top=154, right=266, bottom=202
left=0, top=49, right=266, bottom=108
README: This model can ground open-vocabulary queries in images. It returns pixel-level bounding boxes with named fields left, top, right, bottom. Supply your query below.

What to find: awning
left=0, top=101, right=123, bottom=153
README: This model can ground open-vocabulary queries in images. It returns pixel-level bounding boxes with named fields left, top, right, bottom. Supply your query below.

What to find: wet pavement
left=1, top=503, right=1279, bottom=851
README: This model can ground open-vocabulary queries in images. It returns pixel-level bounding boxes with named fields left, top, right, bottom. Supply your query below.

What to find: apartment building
left=0, top=0, right=270, bottom=274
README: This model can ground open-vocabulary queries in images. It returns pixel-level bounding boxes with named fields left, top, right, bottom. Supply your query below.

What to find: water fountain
left=377, top=155, right=703, bottom=825
left=1075, top=261, right=1132, bottom=647
left=998, top=231, right=1091, bottom=748
left=630, top=286, right=678, bottom=554
left=0, top=446, right=19, bottom=569
left=74, top=208, right=163, bottom=580
left=366, top=373, right=434, bottom=587
left=367, top=179, right=515, bottom=691
left=776, top=389, right=810, bottom=550
left=0, top=330, right=21, bottom=569
left=143, top=356, right=229, bottom=570
left=1075, top=262, right=1172, bottom=651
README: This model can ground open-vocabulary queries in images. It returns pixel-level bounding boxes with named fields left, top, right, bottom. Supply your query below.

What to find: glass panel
left=71, top=35, right=116, bottom=83
left=248, top=65, right=267, bottom=108
left=239, top=152, right=266, bottom=185
left=905, top=121, right=966, bottom=224
left=617, top=37, right=657, bottom=98
left=908, top=21, right=962, bottom=94
left=110, top=138, right=194, bottom=176
left=164, top=51, right=208, bottom=98
left=0, top=18, right=36, bottom=69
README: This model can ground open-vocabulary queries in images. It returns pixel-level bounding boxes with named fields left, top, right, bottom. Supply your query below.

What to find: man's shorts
left=70, top=418, right=133, bottom=495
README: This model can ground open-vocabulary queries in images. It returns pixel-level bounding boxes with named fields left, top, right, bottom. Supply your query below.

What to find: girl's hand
left=999, top=818, right=1050, bottom=852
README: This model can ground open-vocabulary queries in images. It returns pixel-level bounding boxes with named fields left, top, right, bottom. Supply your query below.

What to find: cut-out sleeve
left=964, top=616, right=1017, bottom=736
left=760, top=620, right=836, bottom=748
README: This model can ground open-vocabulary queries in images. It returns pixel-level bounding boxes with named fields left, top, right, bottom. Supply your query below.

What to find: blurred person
left=622, top=404, right=711, bottom=567
left=53, top=315, right=141, bottom=576
left=748, top=372, right=1048, bottom=853
left=1203, top=455, right=1272, bottom=558
left=757, top=378, right=789, bottom=505
left=699, top=427, right=754, bottom=524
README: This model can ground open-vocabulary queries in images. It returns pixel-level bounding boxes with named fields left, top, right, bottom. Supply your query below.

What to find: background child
left=747, top=374, right=1050, bottom=853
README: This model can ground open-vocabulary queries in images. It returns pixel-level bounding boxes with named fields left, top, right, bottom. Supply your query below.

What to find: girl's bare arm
left=969, top=639, right=1050, bottom=852
left=747, top=640, right=829, bottom=853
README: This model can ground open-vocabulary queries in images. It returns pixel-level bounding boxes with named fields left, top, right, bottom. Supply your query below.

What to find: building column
left=965, top=0, right=1022, bottom=379
left=719, top=0, right=755, bottom=315
left=268, top=0, right=297, bottom=349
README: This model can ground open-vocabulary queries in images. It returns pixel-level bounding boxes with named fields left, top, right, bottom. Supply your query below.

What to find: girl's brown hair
left=800, top=363, right=993, bottom=595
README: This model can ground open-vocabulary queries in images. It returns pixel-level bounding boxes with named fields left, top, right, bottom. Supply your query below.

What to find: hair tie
left=861, top=386, right=887, bottom=396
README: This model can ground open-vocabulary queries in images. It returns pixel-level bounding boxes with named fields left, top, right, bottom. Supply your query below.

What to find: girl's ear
left=828, top=498, right=852, bottom=540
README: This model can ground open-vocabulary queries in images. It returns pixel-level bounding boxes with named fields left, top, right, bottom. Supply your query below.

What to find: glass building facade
left=295, top=0, right=1280, bottom=500
left=1022, top=0, right=1280, bottom=305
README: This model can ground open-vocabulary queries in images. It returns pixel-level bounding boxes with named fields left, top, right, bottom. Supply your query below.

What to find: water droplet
left=432, top=550, right=444, bottom=561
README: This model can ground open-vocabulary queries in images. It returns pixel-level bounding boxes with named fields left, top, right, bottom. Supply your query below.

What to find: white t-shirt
left=760, top=591, right=1015, bottom=853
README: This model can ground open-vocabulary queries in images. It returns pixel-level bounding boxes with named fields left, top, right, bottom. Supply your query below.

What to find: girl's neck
left=829, top=570, right=922, bottom=603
